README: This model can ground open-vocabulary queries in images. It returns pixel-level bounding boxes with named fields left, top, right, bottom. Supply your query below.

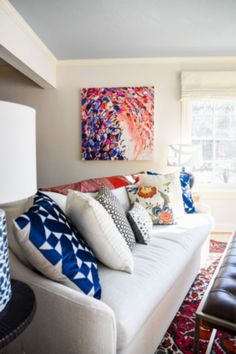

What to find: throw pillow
left=95, top=187, right=136, bottom=250
left=41, top=191, right=67, bottom=212
left=180, top=172, right=196, bottom=213
left=142, top=172, right=185, bottom=217
left=127, top=203, right=152, bottom=244
left=66, top=190, right=134, bottom=273
left=126, top=184, right=175, bottom=225
left=13, top=191, right=101, bottom=299
left=41, top=174, right=138, bottom=194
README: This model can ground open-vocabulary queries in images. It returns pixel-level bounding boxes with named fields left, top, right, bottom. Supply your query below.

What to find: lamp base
left=0, top=209, right=12, bottom=312
left=181, top=167, right=195, bottom=189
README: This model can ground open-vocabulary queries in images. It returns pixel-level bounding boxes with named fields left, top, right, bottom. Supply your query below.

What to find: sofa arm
left=8, top=250, right=117, bottom=354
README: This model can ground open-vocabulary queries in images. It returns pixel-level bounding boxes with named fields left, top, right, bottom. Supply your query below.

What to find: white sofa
left=5, top=187, right=213, bottom=354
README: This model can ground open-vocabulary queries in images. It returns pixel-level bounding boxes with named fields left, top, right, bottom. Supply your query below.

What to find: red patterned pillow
left=41, top=174, right=139, bottom=195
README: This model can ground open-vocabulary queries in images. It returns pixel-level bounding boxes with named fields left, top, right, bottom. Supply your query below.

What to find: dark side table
left=0, top=280, right=36, bottom=350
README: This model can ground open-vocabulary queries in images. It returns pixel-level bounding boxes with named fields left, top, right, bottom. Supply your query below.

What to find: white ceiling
left=9, top=0, right=236, bottom=60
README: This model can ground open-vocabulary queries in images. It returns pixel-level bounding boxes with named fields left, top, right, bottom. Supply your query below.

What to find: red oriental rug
left=155, top=239, right=236, bottom=354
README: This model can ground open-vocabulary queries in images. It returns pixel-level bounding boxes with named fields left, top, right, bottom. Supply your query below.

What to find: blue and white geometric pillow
left=14, top=192, right=101, bottom=299
left=179, top=172, right=196, bottom=214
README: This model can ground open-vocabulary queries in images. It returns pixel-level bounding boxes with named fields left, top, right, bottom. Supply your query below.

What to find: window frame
left=181, top=98, right=236, bottom=191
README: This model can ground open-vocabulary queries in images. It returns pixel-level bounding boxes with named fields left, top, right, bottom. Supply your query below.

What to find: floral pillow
left=126, top=184, right=175, bottom=225
left=141, top=172, right=185, bottom=218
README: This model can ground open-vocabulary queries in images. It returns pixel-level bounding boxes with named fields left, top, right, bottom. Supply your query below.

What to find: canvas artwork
left=81, top=86, right=154, bottom=160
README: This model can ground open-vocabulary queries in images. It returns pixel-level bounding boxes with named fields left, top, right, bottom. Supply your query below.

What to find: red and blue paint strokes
left=81, top=86, right=154, bottom=160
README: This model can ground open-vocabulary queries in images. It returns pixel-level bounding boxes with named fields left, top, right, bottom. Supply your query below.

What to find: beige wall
left=0, top=58, right=236, bottom=231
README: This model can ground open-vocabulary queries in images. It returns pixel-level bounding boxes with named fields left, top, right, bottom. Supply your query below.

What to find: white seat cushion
left=98, top=213, right=213, bottom=350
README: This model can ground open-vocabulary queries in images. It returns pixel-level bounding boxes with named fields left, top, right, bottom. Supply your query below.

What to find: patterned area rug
left=155, top=239, right=236, bottom=354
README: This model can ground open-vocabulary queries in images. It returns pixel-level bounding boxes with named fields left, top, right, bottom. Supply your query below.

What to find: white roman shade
left=181, top=71, right=236, bottom=99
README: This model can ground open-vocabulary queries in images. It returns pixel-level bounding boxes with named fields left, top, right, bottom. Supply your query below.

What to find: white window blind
left=181, top=71, right=236, bottom=99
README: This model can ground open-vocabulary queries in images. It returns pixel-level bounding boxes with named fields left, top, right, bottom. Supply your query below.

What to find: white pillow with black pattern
left=127, top=203, right=152, bottom=244
left=96, top=187, right=136, bottom=250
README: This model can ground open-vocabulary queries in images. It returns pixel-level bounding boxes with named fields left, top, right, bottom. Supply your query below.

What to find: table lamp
left=0, top=101, right=36, bottom=312
left=167, top=144, right=202, bottom=187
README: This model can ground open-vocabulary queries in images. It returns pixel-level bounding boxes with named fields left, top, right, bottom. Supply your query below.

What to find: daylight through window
left=189, top=100, right=236, bottom=186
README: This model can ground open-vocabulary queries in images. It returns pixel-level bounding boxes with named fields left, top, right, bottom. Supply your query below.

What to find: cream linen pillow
left=66, top=190, right=134, bottom=273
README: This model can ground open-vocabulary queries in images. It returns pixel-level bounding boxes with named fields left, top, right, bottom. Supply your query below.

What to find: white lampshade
left=168, top=144, right=203, bottom=170
left=0, top=101, right=37, bottom=203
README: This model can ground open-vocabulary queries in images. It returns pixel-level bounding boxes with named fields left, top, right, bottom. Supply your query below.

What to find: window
left=186, top=99, right=236, bottom=186
left=181, top=71, right=236, bottom=187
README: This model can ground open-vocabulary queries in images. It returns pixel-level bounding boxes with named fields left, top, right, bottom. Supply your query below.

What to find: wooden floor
left=210, top=232, right=232, bottom=242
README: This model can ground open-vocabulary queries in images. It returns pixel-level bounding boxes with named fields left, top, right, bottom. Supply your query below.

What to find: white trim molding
left=0, top=0, right=57, bottom=88
left=58, top=57, right=236, bottom=67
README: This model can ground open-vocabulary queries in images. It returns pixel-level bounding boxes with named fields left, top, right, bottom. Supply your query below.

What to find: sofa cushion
left=96, top=187, right=136, bottom=250
left=41, top=191, right=67, bottom=212
left=127, top=202, right=152, bottom=244
left=14, top=192, right=101, bottom=299
left=143, top=172, right=185, bottom=218
left=66, top=190, right=134, bottom=273
left=4, top=197, right=34, bottom=267
left=43, top=186, right=131, bottom=214
left=112, top=186, right=130, bottom=212
left=98, top=213, right=213, bottom=350
left=126, top=184, right=175, bottom=225
left=41, top=174, right=138, bottom=195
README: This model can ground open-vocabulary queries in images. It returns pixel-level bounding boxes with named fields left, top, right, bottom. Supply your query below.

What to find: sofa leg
left=205, top=328, right=217, bottom=354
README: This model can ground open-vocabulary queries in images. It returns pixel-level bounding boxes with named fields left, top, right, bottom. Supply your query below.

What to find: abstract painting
left=81, top=86, right=154, bottom=160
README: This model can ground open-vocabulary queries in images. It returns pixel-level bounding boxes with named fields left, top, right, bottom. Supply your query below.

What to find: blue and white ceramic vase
left=0, top=209, right=11, bottom=312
